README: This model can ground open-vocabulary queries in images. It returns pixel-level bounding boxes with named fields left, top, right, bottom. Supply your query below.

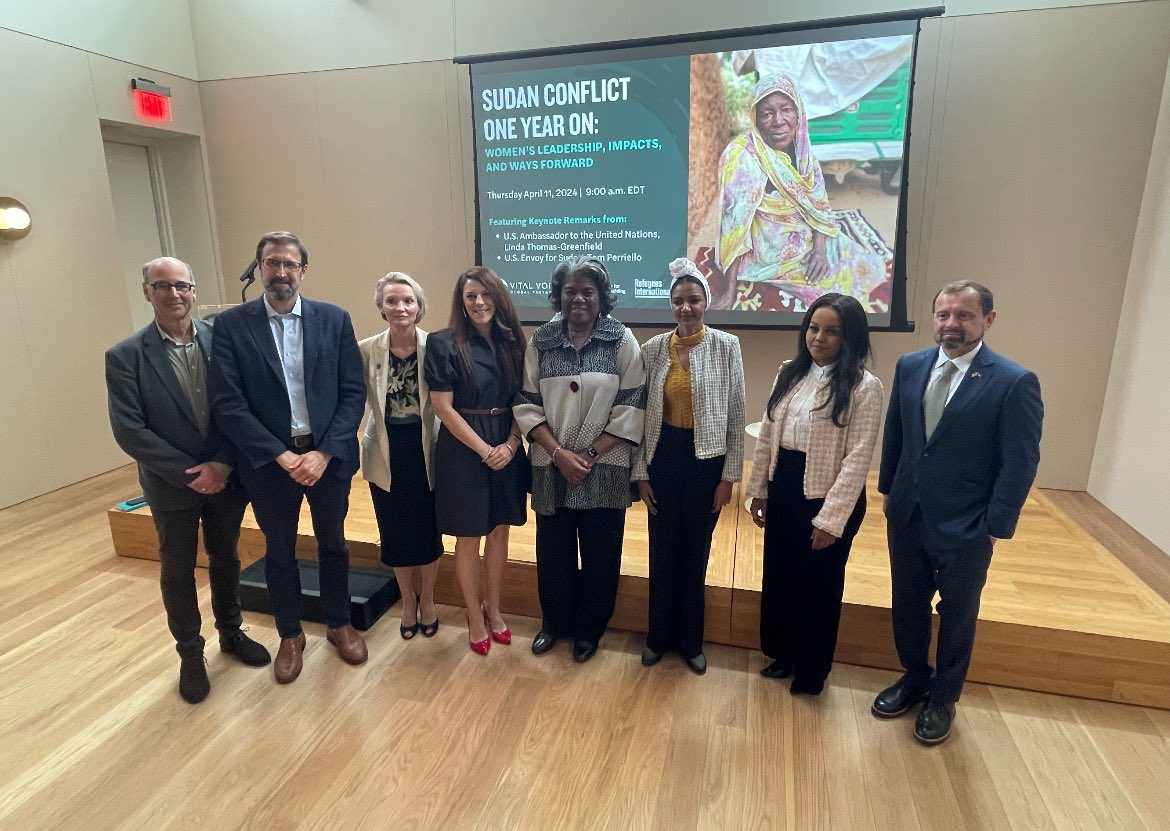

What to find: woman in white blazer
left=359, top=272, right=442, bottom=640
left=632, top=258, right=745, bottom=675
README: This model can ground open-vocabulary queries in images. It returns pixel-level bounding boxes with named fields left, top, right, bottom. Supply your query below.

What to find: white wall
left=197, top=1, right=1170, bottom=494
left=0, top=26, right=219, bottom=509
left=0, top=0, right=198, bottom=79
left=450, top=0, right=1149, bottom=59
left=1089, top=53, right=1170, bottom=556
left=190, top=0, right=454, bottom=80
left=187, top=0, right=1150, bottom=79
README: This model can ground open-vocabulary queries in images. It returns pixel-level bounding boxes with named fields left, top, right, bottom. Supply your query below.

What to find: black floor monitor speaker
left=239, top=558, right=400, bottom=631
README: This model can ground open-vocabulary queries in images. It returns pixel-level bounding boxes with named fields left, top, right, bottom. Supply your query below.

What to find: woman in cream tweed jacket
left=632, top=258, right=744, bottom=675
left=746, top=292, right=882, bottom=695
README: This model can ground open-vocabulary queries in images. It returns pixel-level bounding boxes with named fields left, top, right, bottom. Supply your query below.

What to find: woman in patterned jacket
left=513, top=257, right=646, bottom=664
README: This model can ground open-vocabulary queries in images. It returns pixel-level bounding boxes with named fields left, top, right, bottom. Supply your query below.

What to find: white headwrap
left=667, top=257, right=711, bottom=305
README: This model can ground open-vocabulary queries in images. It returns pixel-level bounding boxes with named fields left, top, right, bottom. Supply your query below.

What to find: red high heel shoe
left=483, top=605, right=512, bottom=646
left=466, top=610, right=490, bottom=655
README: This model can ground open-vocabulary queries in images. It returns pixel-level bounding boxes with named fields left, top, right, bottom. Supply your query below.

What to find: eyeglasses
left=148, top=281, right=195, bottom=294
left=260, top=258, right=304, bottom=272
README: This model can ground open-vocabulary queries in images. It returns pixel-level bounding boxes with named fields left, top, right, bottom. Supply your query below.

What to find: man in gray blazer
left=106, top=257, right=270, bottom=703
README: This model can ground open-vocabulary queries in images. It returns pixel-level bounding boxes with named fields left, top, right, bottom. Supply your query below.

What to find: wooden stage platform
left=108, top=470, right=1170, bottom=709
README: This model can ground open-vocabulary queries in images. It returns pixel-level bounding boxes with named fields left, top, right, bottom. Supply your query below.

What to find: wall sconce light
left=0, top=197, right=32, bottom=241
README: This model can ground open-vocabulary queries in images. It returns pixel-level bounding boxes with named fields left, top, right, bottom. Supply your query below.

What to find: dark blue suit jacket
left=878, top=344, right=1043, bottom=548
left=209, top=297, right=365, bottom=479
left=106, top=320, right=236, bottom=511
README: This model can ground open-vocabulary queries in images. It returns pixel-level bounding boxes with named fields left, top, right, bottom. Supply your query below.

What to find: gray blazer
left=106, top=319, right=236, bottom=511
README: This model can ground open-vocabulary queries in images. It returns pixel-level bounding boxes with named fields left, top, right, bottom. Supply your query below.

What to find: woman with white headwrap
left=631, top=258, right=745, bottom=674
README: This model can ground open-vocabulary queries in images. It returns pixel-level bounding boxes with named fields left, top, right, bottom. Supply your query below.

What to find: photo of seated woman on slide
left=713, top=74, right=887, bottom=311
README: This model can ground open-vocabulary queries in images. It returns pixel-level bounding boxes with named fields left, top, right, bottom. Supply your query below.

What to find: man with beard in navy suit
left=209, top=232, right=367, bottom=684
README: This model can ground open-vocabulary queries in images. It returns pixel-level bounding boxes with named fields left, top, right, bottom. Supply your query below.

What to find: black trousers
left=645, top=424, right=723, bottom=659
left=151, top=487, right=250, bottom=656
left=888, top=506, right=993, bottom=706
left=535, top=507, right=626, bottom=644
left=760, top=449, right=865, bottom=688
left=240, top=461, right=353, bottom=638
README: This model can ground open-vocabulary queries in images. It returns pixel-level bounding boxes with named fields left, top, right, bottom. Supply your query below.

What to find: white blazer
left=358, top=327, right=439, bottom=492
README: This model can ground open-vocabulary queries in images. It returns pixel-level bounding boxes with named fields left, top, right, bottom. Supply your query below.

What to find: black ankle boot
left=179, top=654, right=210, bottom=703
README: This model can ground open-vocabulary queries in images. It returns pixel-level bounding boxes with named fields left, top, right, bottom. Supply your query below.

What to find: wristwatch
left=586, top=446, right=599, bottom=459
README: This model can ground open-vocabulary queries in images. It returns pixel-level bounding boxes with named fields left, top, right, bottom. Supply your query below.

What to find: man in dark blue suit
left=873, top=281, right=1043, bottom=745
left=210, top=232, right=367, bottom=684
left=107, top=257, right=270, bottom=703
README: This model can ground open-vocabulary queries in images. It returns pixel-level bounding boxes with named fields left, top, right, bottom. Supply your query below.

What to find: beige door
left=103, top=140, right=169, bottom=332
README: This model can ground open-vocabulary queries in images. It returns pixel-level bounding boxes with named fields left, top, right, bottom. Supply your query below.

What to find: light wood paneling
left=7, top=470, right=1170, bottom=828
left=110, top=460, right=1170, bottom=707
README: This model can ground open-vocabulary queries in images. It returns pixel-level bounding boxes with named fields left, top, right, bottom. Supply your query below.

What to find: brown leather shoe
left=274, top=633, right=306, bottom=684
left=326, top=625, right=368, bottom=665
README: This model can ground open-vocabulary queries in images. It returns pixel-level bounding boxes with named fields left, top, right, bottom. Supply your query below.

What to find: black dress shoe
left=220, top=630, right=272, bottom=666
left=572, top=640, right=598, bottom=663
left=684, top=653, right=707, bottom=675
left=531, top=630, right=558, bottom=655
left=760, top=660, right=793, bottom=679
left=789, top=677, right=824, bottom=696
left=871, top=679, right=929, bottom=719
left=641, top=647, right=663, bottom=667
left=179, top=654, right=210, bottom=703
left=914, top=702, right=956, bottom=745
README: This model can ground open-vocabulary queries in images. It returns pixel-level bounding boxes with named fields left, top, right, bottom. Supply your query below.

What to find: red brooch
left=569, top=381, right=580, bottom=393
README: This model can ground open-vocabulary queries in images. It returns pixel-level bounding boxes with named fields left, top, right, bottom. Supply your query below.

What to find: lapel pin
left=970, top=371, right=982, bottom=379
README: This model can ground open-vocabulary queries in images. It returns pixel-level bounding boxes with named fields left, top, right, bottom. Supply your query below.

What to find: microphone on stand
left=239, top=259, right=258, bottom=304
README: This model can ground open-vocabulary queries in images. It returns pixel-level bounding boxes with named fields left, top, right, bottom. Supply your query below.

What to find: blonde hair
left=374, top=272, right=427, bottom=323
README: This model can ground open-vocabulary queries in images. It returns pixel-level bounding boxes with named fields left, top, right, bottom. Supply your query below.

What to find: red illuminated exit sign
left=131, top=78, right=173, bottom=122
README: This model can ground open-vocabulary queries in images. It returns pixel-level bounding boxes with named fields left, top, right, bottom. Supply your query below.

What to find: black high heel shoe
left=418, top=593, right=439, bottom=638
left=400, top=593, right=420, bottom=640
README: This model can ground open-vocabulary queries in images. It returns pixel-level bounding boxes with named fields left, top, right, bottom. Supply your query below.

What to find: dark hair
left=548, top=256, right=617, bottom=315
left=448, top=267, right=526, bottom=395
left=255, top=231, right=309, bottom=266
left=934, top=280, right=993, bottom=315
left=765, top=293, right=871, bottom=428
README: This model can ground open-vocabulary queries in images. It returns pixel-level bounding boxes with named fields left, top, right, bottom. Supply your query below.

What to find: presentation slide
left=468, top=20, right=920, bottom=328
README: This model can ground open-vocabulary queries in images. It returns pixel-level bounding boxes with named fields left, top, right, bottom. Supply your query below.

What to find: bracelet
left=551, top=446, right=562, bottom=462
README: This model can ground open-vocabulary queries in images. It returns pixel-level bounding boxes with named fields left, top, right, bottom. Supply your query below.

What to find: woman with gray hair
left=514, top=256, right=646, bottom=663
left=632, top=258, right=745, bottom=674
left=358, top=272, right=442, bottom=640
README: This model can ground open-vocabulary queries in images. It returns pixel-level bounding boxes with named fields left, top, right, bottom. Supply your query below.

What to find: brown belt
left=457, top=407, right=510, bottom=416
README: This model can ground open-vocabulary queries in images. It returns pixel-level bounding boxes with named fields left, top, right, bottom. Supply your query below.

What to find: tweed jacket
left=631, top=327, right=745, bottom=482
left=514, top=315, right=646, bottom=515
left=746, top=364, right=883, bottom=538
left=357, top=327, right=439, bottom=492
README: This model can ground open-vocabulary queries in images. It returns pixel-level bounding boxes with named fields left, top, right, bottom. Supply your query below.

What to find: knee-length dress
left=423, top=329, right=528, bottom=537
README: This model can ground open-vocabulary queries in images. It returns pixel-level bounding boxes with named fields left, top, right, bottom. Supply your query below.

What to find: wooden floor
left=110, top=465, right=1170, bottom=708
left=4, top=467, right=1170, bottom=830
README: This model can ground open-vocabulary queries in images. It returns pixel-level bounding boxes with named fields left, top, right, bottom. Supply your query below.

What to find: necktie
left=923, top=360, right=958, bottom=440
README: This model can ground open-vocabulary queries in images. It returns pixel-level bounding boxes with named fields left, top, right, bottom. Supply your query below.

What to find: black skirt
left=369, top=419, right=442, bottom=567
left=433, top=412, right=529, bottom=538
